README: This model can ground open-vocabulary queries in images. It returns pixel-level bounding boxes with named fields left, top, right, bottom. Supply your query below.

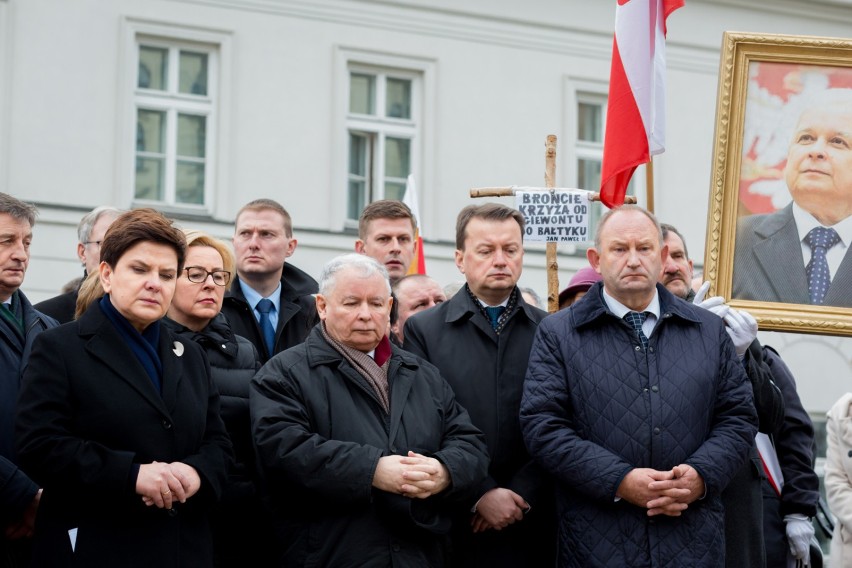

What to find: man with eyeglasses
left=221, top=199, right=318, bottom=363
left=35, top=206, right=122, bottom=323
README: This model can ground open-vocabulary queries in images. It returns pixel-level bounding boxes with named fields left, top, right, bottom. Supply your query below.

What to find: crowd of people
left=0, top=188, right=845, bottom=568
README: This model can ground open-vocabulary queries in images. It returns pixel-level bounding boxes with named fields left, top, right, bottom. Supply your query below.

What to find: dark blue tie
left=804, top=227, right=841, bottom=305
left=256, top=298, right=276, bottom=356
left=624, top=311, right=649, bottom=352
left=484, top=306, right=505, bottom=330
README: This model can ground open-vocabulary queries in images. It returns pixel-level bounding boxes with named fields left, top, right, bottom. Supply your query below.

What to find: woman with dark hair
left=163, top=229, right=272, bottom=566
left=16, top=209, right=232, bottom=568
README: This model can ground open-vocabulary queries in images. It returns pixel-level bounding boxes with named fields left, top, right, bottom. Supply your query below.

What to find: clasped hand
left=373, top=451, right=449, bottom=499
left=137, top=461, right=201, bottom=509
left=616, top=464, right=705, bottom=517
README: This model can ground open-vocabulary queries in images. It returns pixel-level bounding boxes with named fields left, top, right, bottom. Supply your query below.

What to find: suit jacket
left=733, top=204, right=852, bottom=307
left=16, top=304, right=232, bottom=568
left=221, top=263, right=318, bottom=363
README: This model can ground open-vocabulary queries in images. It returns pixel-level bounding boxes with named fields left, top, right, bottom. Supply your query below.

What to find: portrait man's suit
left=733, top=203, right=852, bottom=307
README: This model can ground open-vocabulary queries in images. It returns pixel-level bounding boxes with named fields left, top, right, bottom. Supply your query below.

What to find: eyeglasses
left=184, top=266, right=231, bottom=287
left=83, top=240, right=102, bottom=248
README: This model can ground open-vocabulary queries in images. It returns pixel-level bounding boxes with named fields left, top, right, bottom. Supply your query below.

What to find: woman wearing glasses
left=16, top=210, right=232, bottom=567
left=163, top=229, right=273, bottom=566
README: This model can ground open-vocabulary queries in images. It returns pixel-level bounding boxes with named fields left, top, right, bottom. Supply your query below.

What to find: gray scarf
left=320, top=323, right=390, bottom=413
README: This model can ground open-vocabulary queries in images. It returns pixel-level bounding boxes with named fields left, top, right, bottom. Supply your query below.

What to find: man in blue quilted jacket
left=520, top=205, right=759, bottom=567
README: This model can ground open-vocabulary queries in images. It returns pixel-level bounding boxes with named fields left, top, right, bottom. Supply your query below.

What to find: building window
left=346, top=68, right=419, bottom=220
left=575, top=92, right=637, bottom=238
left=133, top=41, right=216, bottom=209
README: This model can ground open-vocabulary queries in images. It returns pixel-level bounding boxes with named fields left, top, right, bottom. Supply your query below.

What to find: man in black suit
left=734, top=88, right=852, bottom=307
left=35, top=205, right=121, bottom=322
left=221, top=199, right=317, bottom=363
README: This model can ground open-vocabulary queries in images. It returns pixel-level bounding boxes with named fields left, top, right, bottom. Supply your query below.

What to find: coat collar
left=78, top=306, right=184, bottom=416
left=443, top=284, right=543, bottom=324
left=572, top=281, right=702, bottom=330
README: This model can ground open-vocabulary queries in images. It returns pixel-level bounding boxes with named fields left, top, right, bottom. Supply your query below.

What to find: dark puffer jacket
left=250, top=326, right=490, bottom=567
left=520, top=283, right=758, bottom=567
left=162, top=314, right=271, bottom=566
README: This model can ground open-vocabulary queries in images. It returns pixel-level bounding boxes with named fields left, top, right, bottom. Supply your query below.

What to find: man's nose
left=10, top=240, right=27, bottom=261
left=809, top=138, right=827, bottom=158
left=493, top=249, right=507, bottom=266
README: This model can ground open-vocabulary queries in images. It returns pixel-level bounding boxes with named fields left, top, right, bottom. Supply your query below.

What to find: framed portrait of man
left=705, top=32, right=852, bottom=337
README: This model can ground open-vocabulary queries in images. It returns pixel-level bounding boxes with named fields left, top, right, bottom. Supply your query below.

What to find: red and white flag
left=599, top=0, right=683, bottom=208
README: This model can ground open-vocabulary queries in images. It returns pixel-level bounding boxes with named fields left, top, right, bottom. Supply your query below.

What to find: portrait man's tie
left=804, top=227, right=841, bottom=305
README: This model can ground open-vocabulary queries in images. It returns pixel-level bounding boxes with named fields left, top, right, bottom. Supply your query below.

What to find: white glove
left=722, top=308, right=758, bottom=358
left=784, top=513, right=814, bottom=564
left=692, top=282, right=756, bottom=357
left=692, top=282, right=730, bottom=318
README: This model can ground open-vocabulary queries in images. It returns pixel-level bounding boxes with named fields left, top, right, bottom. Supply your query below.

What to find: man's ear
left=315, top=294, right=327, bottom=320
left=354, top=240, right=366, bottom=254
left=285, top=238, right=298, bottom=258
left=586, top=248, right=601, bottom=273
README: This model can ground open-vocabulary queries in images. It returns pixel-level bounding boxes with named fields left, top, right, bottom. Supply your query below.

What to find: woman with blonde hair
left=163, top=229, right=272, bottom=566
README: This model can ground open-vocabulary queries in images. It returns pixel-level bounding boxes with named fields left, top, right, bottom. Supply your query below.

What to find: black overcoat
left=403, top=288, right=555, bottom=567
left=16, top=304, right=232, bottom=568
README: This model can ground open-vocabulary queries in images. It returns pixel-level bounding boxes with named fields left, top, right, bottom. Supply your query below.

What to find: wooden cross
left=469, top=135, right=636, bottom=313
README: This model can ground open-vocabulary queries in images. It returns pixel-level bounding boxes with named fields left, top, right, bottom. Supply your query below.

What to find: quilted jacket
left=520, top=282, right=758, bottom=567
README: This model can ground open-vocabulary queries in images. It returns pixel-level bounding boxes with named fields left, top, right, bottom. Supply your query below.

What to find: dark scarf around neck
left=99, top=294, right=164, bottom=394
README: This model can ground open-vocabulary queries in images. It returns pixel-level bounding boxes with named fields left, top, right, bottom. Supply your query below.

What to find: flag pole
left=645, top=157, right=655, bottom=214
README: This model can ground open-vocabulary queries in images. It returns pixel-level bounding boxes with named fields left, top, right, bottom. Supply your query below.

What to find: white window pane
left=135, top=157, right=164, bottom=201
left=578, top=102, right=603, bottom=143
left=179, top=51, right=208, bottom=95
left=578, top=158, right=601, bottom=191
left=384, top=181, right=405, bottom=201
left=177, top=114, right=206, bottom=158
left=136, top=109, right=166, bottom=153
left=350, top=73, right=375, bottom=115
left=138, top=46, right=168, bottom=90
left=386, top=78, right=411, bottom=119
left=348, top=180, right=367, bottom=220
left=385, top=137, right=410, bottom=179
left=176, top=161, right=205, bottom=204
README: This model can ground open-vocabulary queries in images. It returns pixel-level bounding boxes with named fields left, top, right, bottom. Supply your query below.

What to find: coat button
left=653, top=427, right=660, bottom=435
left=648, top=347, right=654, bottom=353
left=167, top=507, right=179, bottom=518
left=651, top=385, right=659, bottom=393
left=635, top=346, right=641, bottom=351
left=161, top=419, right=173, bottom=430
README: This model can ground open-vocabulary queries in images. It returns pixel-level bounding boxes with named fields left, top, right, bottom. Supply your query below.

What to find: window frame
left=119, top=19, right=232, bottom=217
left=333, top=47, right=436, bottom=232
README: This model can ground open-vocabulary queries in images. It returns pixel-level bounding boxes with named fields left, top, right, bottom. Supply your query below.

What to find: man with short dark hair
left=35, top=205, right=121, bottom=323
left=356, top=200, right=418, bottom=285
left=521, top=205, right=758, bottom=567
left=221, top=199, right=317, bottom=363
left=404, top=203, right=554, bottom=567
left=0, top=193, right=57, bottom=568
left=250, top=254, right=488, bottom=566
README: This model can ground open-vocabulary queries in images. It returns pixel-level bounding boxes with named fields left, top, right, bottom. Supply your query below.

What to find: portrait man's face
left=588, top=210, right=667, bottom=309
left=316, top=266, right=393, bottom=353
left=784, top=101, right=852, bottom=225
left=661, top=232, right=694, bottom=300
left=355, top=217, right=416, bottom=284
left=455, top=217, right=524, bottom=302
left=233, top=209, right=296, bottom=280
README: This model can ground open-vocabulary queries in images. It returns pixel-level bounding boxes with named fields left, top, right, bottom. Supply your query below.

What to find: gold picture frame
left=704, top=31, right=852, bottom=337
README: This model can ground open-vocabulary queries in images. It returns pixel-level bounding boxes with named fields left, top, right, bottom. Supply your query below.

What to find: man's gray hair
left=319, top=253, right=391, bottom=296
left=594, top=204, right=663, bottom=249
left=77, top=206, right=122, bottom=244
left=0, top=193, right=37, bottom=226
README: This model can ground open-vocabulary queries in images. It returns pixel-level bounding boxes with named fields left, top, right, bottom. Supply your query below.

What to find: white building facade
left=2, top=0, right=851, bottom=424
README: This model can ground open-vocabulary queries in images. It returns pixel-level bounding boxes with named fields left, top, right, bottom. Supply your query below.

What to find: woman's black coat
left=16, top=304, right=232, bottom=568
